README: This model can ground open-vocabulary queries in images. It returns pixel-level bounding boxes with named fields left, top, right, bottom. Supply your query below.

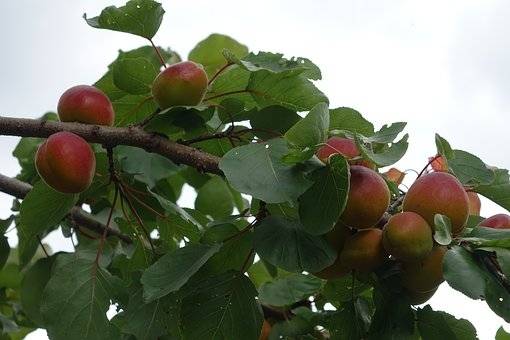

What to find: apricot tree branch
left=0, top=116, right=221, bottom=175
left=0, top=173, right=132, bottom=243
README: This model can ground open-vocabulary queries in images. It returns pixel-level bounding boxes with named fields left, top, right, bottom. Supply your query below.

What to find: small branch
left=208, top=62, right=234, bottom=85
left=179, top=125, right=235, bottom=146
left=203, top=89, right=251, bottom=102
left=149, top=39, right=167, bottom=68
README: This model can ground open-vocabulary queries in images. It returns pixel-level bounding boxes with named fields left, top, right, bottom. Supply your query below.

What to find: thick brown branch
left=0, top=173, right=131, bottom=243
left=0, top=116, right=221, bottom=175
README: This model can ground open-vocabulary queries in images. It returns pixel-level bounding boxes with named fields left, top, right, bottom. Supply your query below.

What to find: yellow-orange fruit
left=339, top=229, right=386, bottom=273
left=401, top=246, right=447, bottom=293
left=480, top=214, right=510, bottom=229
left=383, top=212, right=433, bottom=262
left=467, top=191, right=481, bottom=216
left=406, top=288, right=437, bottom=305
left=340, top=166, right=390, bottom=229
left=314, top=222, right=350, bottom=280
left=403, top=172, right=469, bottom=234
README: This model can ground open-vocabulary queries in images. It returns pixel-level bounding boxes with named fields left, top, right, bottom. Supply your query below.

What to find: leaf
left=433, top=214, right=453, bottom=246
left=195, top=177, right=234, bottom=218
left=141, top=243, right=221, bottom=302
left=355, top=133, right=409, bottom=167
left=497, top=327, right=510, bottom=340
left=84, top=0, right=165, bottom=39
left=258, top=274, right=322, bottom=307
left=253, top=216, right=336, bottom=272
left=329, top=107, right=374, bottom=136
left=250, top=105, right=300, bottom=139
left=0, top=235, right=9, bottom=270
left=443, top=246, right=487, bottom=299
left=112, top=57, right=158, bottom=94
left=298, top=155, right=350, bottom=235
left=20, top=257, right=54, bottom=326
left=449, top=150, right=495, bottom=185
left=180, top=271, right=263, bottom=340
left=476, top=169, right=510, bottom=211
left=322, top=274, right=372, bottom=306
left=41, top=254, right=119, bottom=340
left=189, top=33, right=248, bottom=77
left=322, top=300, right=370, bottom=340
left=364, top=122, right=407, bottom=143
left=18, top=181, right=78, bottom=267
left=416, top=305, right=477, bottom=340
left=285, top=102, right=329, bottom=148
left=435, top=133, right=454, bottom=159
left=368, top=292, right=417, bottom=340
left=219, top=138, right=312, bottom=203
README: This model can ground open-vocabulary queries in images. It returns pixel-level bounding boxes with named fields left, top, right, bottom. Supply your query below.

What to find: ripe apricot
left=316, top=137, right=375, bottom=168
left=401, top=246, right=447, bottom=293
left=403, top=172, right=469, bottom=234
left=383, top=212, right=433, bottom=262
left=339, top=228, right=386, bottom=273
left=467, top=191, right=481, bottom=216
left=58, top=85, right=115, bottom=126
left=480, top=214, right=510, bottom=229
left=35, top=132, right=96, bottom=193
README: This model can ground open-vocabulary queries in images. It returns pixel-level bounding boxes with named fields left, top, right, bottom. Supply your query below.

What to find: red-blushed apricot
left=316, top=137, right=359, bottom=162
left=429, top=155, right=448, bottom=172
left=259, top=320, right=271, bottom=340
left=35, top=132, right=96, bottom=194
left=339, top=228, right=386, bottom=273
left=314, top=222, right=351, bottom=279
left=403, top=172, right=469, bottom=234
left=406, top=288, right=437, bottom=305
left=401, top=246, right=447, bottom=293
left=152, top=61, right=208, bottom=109
left=383, top=212, right=433, bottom=262
left=384, top=167, right=406, bottom=185
left=467, top=191, right=481, bottom=216
left=480, top=214, right=510, bottom=229
left=58, top=85, right=115, bottom=126
left=340, top=166, right=391, bottom=229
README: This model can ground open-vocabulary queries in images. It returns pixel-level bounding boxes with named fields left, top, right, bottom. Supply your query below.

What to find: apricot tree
left=0, top=1, right=509, bottom=339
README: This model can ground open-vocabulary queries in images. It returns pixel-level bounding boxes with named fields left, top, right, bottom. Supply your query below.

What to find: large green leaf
left=416, top=305, right=477, bottom=340
left=141, top=243, right=221, bottom=302
left=476, top=169, right=510, bottom=211
left=84, top=0, right=165, bottom=39
left=322, top=274, right=372, bottom=306
left=195, top=177, right=234, bottom=218
left=355, top=133, right=409, bottom=167
left=298, top=155, right=350, bottom=235
left=112, top=57, right=158, bottom=95
left=250, top=105, right=300, bottom=139
left=497, top=327, right=510, bottom=340
left=329, top=107, right=374, bottom=136
left=364, top=122, right=407, bottom=143
left=258, top=274, right=323, bottom=307
left=443, top=246, right=487, bottom=299
left=20, top=257, right=54, bottom=326
left=219, top=138, right=312, bottom=203
left=41, top=254, right=119, bottom=340
left=285, top=102, right=329, bottom=148
left=253, top=216, right=336, bottom=272
left=449, top=150, right=495, bottom=186
left=18, top=181, right=78, bottom=267
left=180, top=271, right=263, bottom=340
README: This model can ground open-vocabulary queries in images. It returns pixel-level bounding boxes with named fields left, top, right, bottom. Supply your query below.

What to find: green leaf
left=41, top=254, right=119, bottom=340
left=219, top=138, right=312, bottom=203
left=322, top=300, right=370, bottom=340
left=141, top=243, right=221, bottom=302
left=285, top=102, right=329, bottom=148
left=189, top=33, right=248, bottom=77
left=20, top=257, right=54, bottom=326
left=416, top=305, right=477, bottom=340
left=112, top=57, right=158, bottom=94
left=298, top=155, right=349, bottom=235
left=476, top=169, right=510, bottom=211
left=322, top=274, right=372, bottom=306
left=443, top=246, right=487, bottom=299
left=84, top=0, right=165, bottom=39
left=449, top=150, right=495, bottom=185
left=0, top=236, right=9, bottom=270
left=195, top=177, right=234, bottom=218
left=355, top=133, right=409, bottom=167
left=113, top=93, right=158, bottom=126
left=433, top=214, right=453, bottom=246
left=497, top=327, right=510, bottom=340
left=435, top=133, right=454, bottom=159
left=364, top=122, right=407, bottom=143
left=18, top=182, right=78, bottom=267
left=258, top=274, right=322, bottom=307
left=180, top=271, right=263, bottom=340
left=250, top=105, right=299, bottom=139
left=369, top=293, right=417, bottom=340
left=253, top=216, right=336, bottom=272
left=329, top=107, right=374, bottom=136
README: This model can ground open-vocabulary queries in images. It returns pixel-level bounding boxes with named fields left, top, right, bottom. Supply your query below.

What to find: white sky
left=1, top=1, right=510, bottom=339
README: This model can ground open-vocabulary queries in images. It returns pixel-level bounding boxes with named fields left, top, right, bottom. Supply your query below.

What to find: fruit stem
left=208, top=62, right=234, bottom=85
left=417, top=155, right=441, bottom=178
left=149, top=39, right=167, bottom=68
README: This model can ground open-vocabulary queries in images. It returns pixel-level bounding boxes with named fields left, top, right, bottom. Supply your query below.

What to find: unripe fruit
left=480, top=214, right=510, bottom=229
left=58, top=85, right=115, bottom=126
left=314, top=222, right=350, bottom=279
left=259, top=320, right=271, bottom=340
left=152, top=61, right=208, bottom=109
left=406, top=288, right=437, bottom=305
left=383, top=212, right=433, bottom=262
left=35, top=132, right=96, bottom=194
left=401, top=246, right=447, bottom=293
left=339, top=228, right=386, bottom=273
left=340, top=166, right=391, bottom=229
left=467, top=191, right=481, bottom=216
left=403, top=172, right=469, bottom=234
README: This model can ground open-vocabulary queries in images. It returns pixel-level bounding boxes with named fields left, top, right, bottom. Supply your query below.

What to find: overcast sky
left=2, top=1, right=510, bottom=339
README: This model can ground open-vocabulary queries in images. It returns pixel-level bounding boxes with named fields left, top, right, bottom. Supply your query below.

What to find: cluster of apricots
left=313, top=137, right=510, bottom=305
left=35, top=61, right=208, bottom=194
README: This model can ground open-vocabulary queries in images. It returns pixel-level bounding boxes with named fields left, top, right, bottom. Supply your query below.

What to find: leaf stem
left=203, top=89, right=251, bottom=102
left=208, top=62, right=234, bottom=85
left=149, top=39, right=166, bottom=68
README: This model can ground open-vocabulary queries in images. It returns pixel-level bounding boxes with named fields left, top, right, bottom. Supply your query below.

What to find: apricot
left=383, top=212, right=433, bottom=262
left=152, top=61, right=208, bottom=109
left=406, top=288, right=437, bottom=305
left=58, top=85, right=115, bottom=126
left=316, top=137, right=359, bottom=162
left=340, top=166, right=390, bottom=229
left=467, top=191, right=481, bottom=216
left=479, top=214, right=510, bottom=229
left=259, top=320, right=271, bottom=340
left=339, top=228, right=386, bottom=273
left=403, top=172, right=469, bottom=234
left=314, top=222, right=350, bottom=279
left=401, top=246, right=447, bottom=293
left=35, top=132, right=96, bottom=193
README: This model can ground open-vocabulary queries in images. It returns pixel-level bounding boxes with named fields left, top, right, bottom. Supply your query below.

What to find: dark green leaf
left=258, top=274, right=322, bottom=306
left=20, top=257, right=54, bottom=326
left=112, top=57, right=158, bottom=94
left=449, top=150, right=495, bottom=186
left=416, top=305, right=477, bottom=340
left=329, top=107, right=374, bottom=136
left=285, top=102, right=329, bottom=148
left=253, top=216, right=336, bottom=272
left=322, top=300, right=369, bottom=340
left=250, top=105, right=299, bottom=139
left=433, top=214, right=453, bottom=246
left=299, top=155, right=349, bottom=235
left=443, top=246, right=487, bottom=299
left=0, top=236, right=9, bottom=270
left=84, top=0, right=165, bottom=39
left=195, top=177, right=234, bottom=218
left=322, top=274, right=372, bottom=306
left=476, top=169, right=510, bottom=211
left=369, top=293, right=417, bottom=340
